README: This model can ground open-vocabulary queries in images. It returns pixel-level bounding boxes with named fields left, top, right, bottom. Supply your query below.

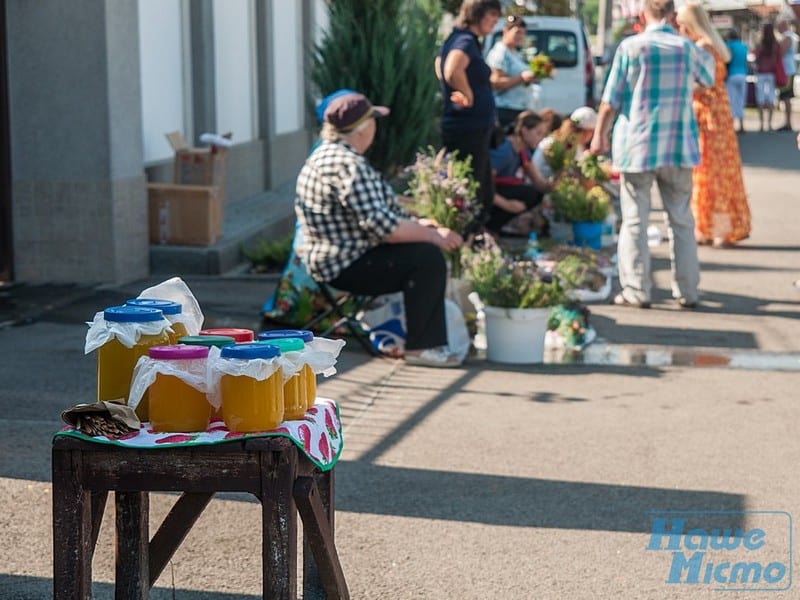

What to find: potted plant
left=463, top=240, right=566, bottom=364
left=550, top=176, right=611, bottom=249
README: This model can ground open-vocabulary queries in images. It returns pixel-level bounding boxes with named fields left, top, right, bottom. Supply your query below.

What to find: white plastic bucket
left=483, top=306, right=549, bottom=364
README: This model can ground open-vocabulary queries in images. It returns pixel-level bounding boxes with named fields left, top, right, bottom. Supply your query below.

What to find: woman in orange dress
left=677, top=2, right=751, bottom=247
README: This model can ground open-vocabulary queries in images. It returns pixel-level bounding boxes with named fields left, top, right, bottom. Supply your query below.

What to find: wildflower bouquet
left=529, top=53, right=555, bottom=80
left=405, top=146, right=481, bottom=277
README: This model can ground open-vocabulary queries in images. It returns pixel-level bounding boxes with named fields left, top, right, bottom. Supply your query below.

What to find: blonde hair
left=677, top=2, right=731, bottom=63
left=320, top=119, right=371, bottom=143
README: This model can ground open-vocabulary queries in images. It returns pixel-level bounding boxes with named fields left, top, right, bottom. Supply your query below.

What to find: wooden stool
left=52, top=435, right=349, bottom=599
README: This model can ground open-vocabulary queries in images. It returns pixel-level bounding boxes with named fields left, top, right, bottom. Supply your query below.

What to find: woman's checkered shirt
left=295, top=140, right=409, bottom=282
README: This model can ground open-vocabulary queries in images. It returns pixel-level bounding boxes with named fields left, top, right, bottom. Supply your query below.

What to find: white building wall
left=213, top=0, right=257, bottom=142
left=271, top=1, right=303, bottom=135
left=138, top=0, right=188, bottom=163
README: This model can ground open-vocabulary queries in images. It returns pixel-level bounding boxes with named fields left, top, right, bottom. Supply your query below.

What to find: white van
left=484, top=16, right=594, bottom=114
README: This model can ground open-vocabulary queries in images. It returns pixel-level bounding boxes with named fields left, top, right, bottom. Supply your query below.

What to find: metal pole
left=596, top=0, right=609, bottom=58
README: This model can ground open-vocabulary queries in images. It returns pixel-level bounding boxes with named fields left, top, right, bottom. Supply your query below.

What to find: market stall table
left=51, top=400, right=348, bottom=600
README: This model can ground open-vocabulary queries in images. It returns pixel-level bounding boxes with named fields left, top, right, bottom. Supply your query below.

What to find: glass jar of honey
left=257, top=329, right=317, bottom=410
left=126, top=298, right=189, bottom=344
left=218, top=343, right=283, bottom=432
left=200, top=328, right=254, bottom=343
left=259, top=337, right=307, bottom=420
left=179, top=335, right=236, bottom=420
left=146, top=345, right=211, bottom=432
left=96, top=306, right=171, bottom=412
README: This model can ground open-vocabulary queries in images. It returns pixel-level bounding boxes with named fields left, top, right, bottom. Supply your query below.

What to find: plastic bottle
left=96, top=306, right=171, bottom=411
left=126, top=298, right=188, bottom=344
left=147, top=345, right=211, bottom=432
left=218, top=343, right=283, bottom=432
left=525, top=232, right=540, bottom=260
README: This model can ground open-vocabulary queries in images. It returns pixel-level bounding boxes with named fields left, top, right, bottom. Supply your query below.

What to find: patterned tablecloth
left=54, top=398, right=343, bottom=471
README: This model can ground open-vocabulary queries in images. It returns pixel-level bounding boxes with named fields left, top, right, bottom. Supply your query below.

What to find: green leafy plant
left=242, top=234, right=293, bottom=273
left=543, top=136, right=577, bottom=175
left=551, top=177, right=611, bottom=223
left=577, top=153, right=609, bottom=184
left=553, top=255, right=607, bottom=292
left=311, top=0, right=441, bottom=176
left=463, top=241, right=566, bottom=309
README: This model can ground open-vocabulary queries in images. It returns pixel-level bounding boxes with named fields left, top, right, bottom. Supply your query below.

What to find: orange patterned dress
left=691, top=47, right=751, bottom=244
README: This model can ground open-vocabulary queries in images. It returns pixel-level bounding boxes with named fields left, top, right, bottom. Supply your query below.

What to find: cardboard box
left=147, top=183, right=223, bottom=246
left=166, top=131, right=228, bottom=189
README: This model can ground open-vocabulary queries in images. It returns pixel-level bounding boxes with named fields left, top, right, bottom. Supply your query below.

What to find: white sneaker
left=404, top=347, right=462, bottom=368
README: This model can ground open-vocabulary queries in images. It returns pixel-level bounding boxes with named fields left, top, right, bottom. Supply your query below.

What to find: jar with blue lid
left=126, top=298, right=189, bottom=343
left=90, top=305, right=172, bottom=417
left=215, top=343, right=284, bottom=432
left=258, top=329, right=317, bottom=408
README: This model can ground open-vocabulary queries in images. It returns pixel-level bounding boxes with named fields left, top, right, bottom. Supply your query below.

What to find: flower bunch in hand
left=529, top=53, right=555, bottom=80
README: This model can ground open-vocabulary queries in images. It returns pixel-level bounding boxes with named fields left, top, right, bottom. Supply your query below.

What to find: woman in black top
left=436, top=0, right=502, bottom=226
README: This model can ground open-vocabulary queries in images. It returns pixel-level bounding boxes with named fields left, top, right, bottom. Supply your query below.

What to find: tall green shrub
left=312, top=0, right=442, bottom=175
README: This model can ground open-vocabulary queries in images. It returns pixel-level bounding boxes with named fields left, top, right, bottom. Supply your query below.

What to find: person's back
left=726, top=38, right=748, bottom=77
left=604, top=24, right=713, bottom=172
left=591, top=0, right=714, bottom=311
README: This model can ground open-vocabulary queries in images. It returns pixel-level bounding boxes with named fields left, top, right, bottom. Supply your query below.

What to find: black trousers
left=486, top=182, right=543, bottom=233
left=441, top=127, right=495, bottom=226
left=328, top=242, right=447, bottom=351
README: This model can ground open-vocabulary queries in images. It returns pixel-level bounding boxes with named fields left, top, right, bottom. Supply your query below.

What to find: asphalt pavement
left=1, top=120, right=800, bottom=599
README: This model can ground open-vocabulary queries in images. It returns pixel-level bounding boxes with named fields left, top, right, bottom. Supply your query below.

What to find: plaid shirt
left=295, top=140, right=409, bottom=282
left=602, top=24, right=715, bottom=172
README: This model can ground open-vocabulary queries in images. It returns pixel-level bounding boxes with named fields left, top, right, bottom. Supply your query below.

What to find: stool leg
left=303, top=470, right=335, bottom=598
left=261, top=448, right=298, bottom=599
left=52, top=448, right=92, bottom=600
left=294, top=475, right=349, bottom=599
left=115, top=491, right=150, bottom=600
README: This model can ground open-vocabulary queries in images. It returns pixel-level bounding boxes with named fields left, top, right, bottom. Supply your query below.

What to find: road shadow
left=335, top=461, right=746, bottom=534
left=738, top=129, right=800, bottom=170
left=0, top=575, right=260, bottom=600
left=590, top=313, right=759, bottom=349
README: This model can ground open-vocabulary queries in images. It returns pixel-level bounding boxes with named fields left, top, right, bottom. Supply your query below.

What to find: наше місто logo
left=646, top=511, right=792, bottom=591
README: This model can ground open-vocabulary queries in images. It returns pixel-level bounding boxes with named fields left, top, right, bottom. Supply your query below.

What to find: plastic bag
left=360, top=293, right=406, bottom=356
left=84, top=312, right=171, bottom=354
left=129, top=355, right=210, bottom=411
left=359, top=295, right=469, bottom=362
left=137, top=277, right=204, bottom=336
left=207, top=351, right=281, bottom=410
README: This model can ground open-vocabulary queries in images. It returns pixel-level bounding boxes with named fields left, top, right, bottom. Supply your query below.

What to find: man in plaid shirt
left=592, top=0, right=714, bottom=309
left=296, top=92, right=464, bottom=367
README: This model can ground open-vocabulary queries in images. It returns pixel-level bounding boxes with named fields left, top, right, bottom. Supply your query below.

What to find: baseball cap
left=570, top=106, right=598, bottom=130
left=315, top=88, right=357, bottom=124
left=323, top=93, right=390, bottom=133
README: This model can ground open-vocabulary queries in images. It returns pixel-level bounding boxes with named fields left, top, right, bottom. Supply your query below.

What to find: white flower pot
left=483, top=305, right=550, bottom=364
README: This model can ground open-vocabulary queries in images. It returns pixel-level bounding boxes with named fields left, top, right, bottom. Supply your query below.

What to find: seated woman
left=295, top=92, right=464, bottom=368
left=486, top=110, right=551, bottom=234
left=532, top=106, right=598, bottom=180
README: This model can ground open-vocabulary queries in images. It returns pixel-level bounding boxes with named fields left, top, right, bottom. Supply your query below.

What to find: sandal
left=404, top=347, right=463, bottom=368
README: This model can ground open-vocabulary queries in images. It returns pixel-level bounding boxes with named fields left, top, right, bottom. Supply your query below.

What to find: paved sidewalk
left=1, top=129, right=800, bottom=598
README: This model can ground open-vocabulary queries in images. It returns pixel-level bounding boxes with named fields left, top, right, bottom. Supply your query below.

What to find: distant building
left=0, top=0, right=329, bottom=284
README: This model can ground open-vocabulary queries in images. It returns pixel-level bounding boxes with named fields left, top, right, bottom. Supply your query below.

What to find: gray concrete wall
left=267, top=130, right=309, bottom=188
left=7, top=0, right=148, bottom=284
